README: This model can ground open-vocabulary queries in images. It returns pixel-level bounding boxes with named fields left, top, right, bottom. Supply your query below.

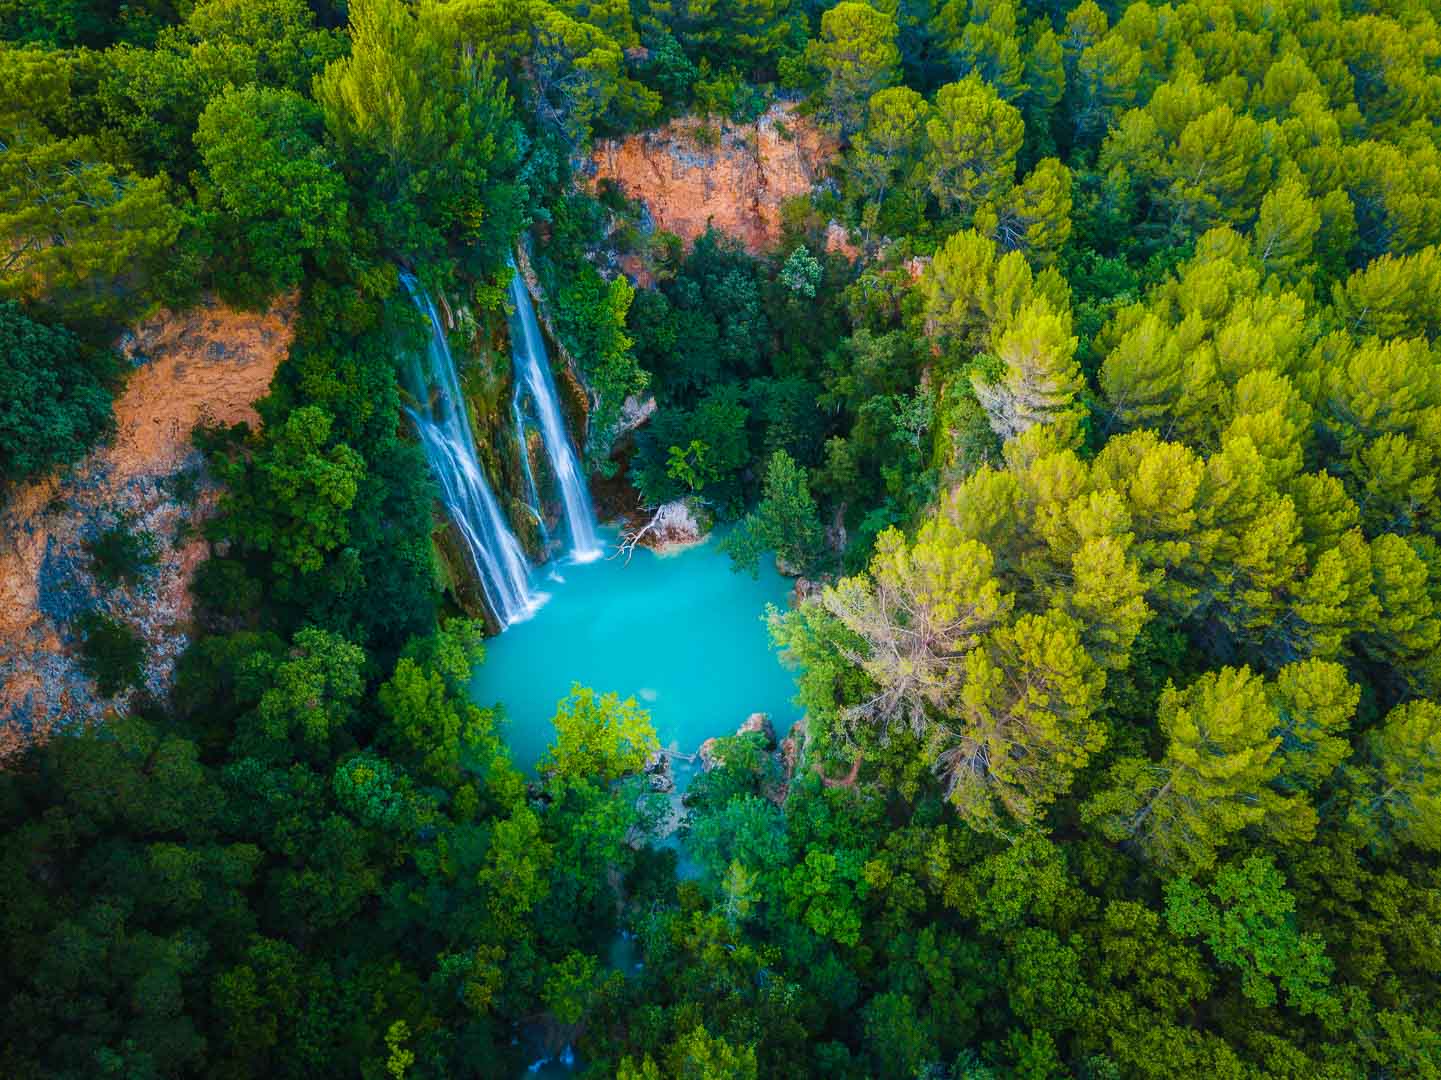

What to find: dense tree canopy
left=6, top=0, right=1441, bottom=1075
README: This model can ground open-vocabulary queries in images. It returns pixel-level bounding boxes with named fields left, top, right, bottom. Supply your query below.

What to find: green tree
left=923, top=76, right=1024, bottom=222
left=970, top=298, right=1083, bottom=443
left=1086, top=664, right=1351, bottom=873
left=315, top=0, right=524, bottom=272
left=1345, top=699, right=1441, bottom=854
left=1165, top=855, right=1335, bottom=1016
left=810, top=0, right=902, bottom=135
left=540, top=684, right=659, bottom=783
left=194, top=85, right=350, bottom=304
left=0, top=302, right=117, bottom=489
left=0, top=88, right=180, bottom=318
left=721, top=450, right=827, bottom=577
left=218, top=405, right=364, bottom=578
left=846, top=85, right=929, bottom=234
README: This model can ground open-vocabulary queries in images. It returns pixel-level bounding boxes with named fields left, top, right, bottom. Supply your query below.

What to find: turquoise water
left=471, top=528, right=800, bottom=773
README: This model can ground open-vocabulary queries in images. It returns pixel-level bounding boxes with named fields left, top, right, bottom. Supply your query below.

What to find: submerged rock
left=644, top=749, right=675, bottom=793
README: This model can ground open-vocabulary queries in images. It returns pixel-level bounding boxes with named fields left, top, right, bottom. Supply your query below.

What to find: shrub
left=76, top=612, right=146, bottom=696
left=87, top=518, right=159, bottom=588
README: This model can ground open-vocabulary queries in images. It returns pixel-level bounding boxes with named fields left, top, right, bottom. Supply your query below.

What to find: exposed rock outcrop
left=698, top=713, right=777, bottom=772
left=616, top=496, right=713, bottom=559
left=698, top=711, right=804, bottom=806
left=0, top=297, right=295, bottom=765
left=592, top=102, right=839, bottom=257
left=737, top=711, right=776, bottom=748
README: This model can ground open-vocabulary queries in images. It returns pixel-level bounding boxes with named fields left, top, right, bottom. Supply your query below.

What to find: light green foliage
left=1086, top=663, right=1357, bottom=873
left=541, top=950, right=607, bottom=1025
left=1165, top=856, right=1335, bottom=1016
left=817, top=511, right=1110, bottom=832
left=970, top=298, right=1083, bottom=443
left=779, top=245, right=823, bottom=297
left=374, top=620, right=502, bottom=793
left=923, top=76, right=1024, bottom=222
left=175, top=0, right=342, bottom=93
left=846, top=85, right=929, bottom=221
left=1346, top=699, right=1441, bottom=854
left=809, top=0, right=902, bottom=135
left=991, top=157, right=1073, bottom=264
left=720, top=859, right=761, bottom=925
left=540, top=683, right=659, bottom=783
left=619, top=1025, right=759, bottom=1080
left=476, top=805, right=553, bottom=936
left=447, top=0, right=658, bottom=146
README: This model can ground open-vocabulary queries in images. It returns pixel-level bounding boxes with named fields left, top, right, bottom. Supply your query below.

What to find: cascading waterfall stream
left=507, top=268, right=604, bottom=562
left=400, top=271, right=543, bottom=628
left=511, top=396, right=549, bottom=547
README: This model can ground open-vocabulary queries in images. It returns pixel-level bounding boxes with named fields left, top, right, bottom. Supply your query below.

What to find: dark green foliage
left=722, top=449, right=828, bottom=576
left=86, top=517, right=159, bottom=588
left=630, top=229, right=770, bottom=404
left=76, top=611, right=147, bottom=695
left=0, top=0, right=181, bottom=47
left=633, top=384, right=752, bottom=511
left=193, top=85, right=351, bottom=305
left=0, top=303, right=118, bottom=491
left=10, top=0, right=1441, bottom=1076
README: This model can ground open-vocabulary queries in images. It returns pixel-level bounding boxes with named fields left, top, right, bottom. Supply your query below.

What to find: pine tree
left=1251, top=175, right=1320, bottom=284
left=947, top=609, right=1105, bottom=834
left=923, top=75, right=1024, bottom=221
left=971, top=299, right=1084, bottom=443
left=811, top=1, right=902, bottom=135
left=1346, top=700, right=1441, bottom=854
left=846, top=85, right=929, bottom=221
left=1085, top=666, right=1322, bottom=873
left=991, top=157, right=1073, bottom=264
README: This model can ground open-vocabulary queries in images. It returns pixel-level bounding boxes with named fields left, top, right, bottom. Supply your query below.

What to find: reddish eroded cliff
left=0, top=297, right=295, bottom=764
left=591, top=102, right=840, bottom=257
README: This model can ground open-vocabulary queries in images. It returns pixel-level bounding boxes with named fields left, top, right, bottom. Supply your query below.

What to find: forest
left=2, top=0, right=1441, bottom=1075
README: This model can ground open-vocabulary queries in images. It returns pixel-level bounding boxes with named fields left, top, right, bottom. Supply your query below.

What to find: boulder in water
left=697, top=737, right=724, bottom=771
left=644, top=749, right=675, bottom=792
left=738, top=711, right=775, bottom=749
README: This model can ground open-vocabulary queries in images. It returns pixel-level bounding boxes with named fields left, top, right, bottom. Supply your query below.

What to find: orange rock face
left=591, top=102, right=839, bottom=256
left=0, top=296, right=295, bottom=765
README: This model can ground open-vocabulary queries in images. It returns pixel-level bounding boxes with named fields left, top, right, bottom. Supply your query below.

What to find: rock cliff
left=0, top=297, right=295, bottom=764
left=591, top=102, right=839, bottom=257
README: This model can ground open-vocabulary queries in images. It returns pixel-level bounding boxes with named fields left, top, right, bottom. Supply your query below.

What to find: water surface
left=472, top=529, right=799, bottom=770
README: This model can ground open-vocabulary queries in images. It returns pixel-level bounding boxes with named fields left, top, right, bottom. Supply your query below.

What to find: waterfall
left=400, top=272, right=542, bottom=628
left=511, top=395, right=550, bottom=548
left=507, top=269, right=604, bottom=562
